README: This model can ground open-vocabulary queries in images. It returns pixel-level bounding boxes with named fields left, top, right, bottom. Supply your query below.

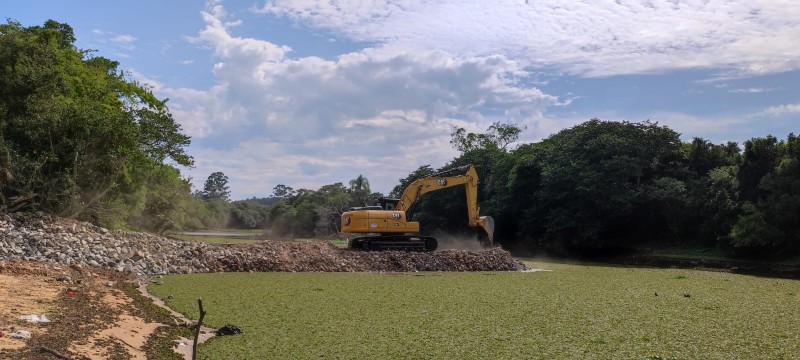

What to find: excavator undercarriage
left=349, top=235, right=438, bottom=252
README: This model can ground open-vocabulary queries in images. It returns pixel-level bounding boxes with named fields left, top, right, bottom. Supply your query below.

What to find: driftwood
left=40, top=346, right=72, bottom=360
left=192, top=298, right=207, bottom=360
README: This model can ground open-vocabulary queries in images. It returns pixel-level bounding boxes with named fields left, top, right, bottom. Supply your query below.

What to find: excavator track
left=349, top=235, right=438, bottom=252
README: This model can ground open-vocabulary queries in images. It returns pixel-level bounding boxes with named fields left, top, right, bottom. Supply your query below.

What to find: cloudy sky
left=4, top=0, right=799, bottom=199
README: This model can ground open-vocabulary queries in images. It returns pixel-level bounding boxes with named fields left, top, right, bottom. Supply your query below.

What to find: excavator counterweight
left=341, top=164, right=495, bottom=251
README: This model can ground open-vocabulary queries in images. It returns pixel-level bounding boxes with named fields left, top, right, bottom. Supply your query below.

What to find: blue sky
left=3, top=1, right=799, bottom=199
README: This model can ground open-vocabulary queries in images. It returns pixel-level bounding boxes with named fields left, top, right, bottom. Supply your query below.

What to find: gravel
left=0, top=212, right=527, bottom=275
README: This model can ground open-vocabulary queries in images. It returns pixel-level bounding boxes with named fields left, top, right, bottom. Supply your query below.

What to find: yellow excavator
left=340, top=164, right=495, bottom=251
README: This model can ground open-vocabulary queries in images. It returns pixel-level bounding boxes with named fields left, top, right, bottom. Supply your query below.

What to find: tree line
left=195, top=171, right=380, bottom=238
left=417, top=119, right=799, bottom=259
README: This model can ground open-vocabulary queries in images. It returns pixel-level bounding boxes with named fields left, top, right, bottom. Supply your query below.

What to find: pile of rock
left=0, top=212, right=527, bottom=275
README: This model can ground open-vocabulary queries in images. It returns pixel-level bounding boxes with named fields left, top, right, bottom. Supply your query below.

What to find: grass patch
left=170, top=234, right=261, bottom=244
left=148, top=261, right=800, bottom=359
left=166, top=228, right=267, bottom=244
left=328, top=239, right=349, bottom=248
left=649, top=247, right=731, bottom=262
left=649, top=247, right=800, bottom=267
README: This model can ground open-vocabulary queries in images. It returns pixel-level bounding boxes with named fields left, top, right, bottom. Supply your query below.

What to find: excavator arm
left=396, top=165, right=495, bottom=246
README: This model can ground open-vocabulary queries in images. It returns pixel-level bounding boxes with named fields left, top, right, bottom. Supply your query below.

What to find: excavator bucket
left=475, top=216, right=495, bottom=247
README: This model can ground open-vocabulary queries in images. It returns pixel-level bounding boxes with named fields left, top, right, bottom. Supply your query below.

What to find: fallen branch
left=40, top=346, right=72, bottom=360
left=192, top=298, right=206, bottom=360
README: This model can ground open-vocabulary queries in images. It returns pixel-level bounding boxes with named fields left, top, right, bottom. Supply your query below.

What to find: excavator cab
left=377, top=198, right=399, bottom=210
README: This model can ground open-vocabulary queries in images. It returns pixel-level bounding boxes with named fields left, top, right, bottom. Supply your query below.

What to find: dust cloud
left=434, top=232, right=487, bottom=251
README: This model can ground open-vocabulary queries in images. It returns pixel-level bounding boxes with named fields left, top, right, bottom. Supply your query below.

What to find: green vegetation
left=169, top=235, right=261, bottom=245
left=149, top=261, right=800, bottom=359
left=167, top=229, right=265, bottom=244
left=407, top=120, right=800, bottom=259
left=0, top=19, right=200, bottom=231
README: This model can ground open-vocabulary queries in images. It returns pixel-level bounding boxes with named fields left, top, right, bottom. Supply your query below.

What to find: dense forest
left=2, top=20, right=798, bottom=259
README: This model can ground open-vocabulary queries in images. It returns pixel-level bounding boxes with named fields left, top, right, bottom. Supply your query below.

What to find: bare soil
left=0, top=260, right=166, bottom=360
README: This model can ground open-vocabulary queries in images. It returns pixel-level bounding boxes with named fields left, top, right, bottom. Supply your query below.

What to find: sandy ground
left=68, top=291, right=164, bottom=359
left=0, top=260, right=165, bottom=359
left=0, top=272, right=60, bottom=351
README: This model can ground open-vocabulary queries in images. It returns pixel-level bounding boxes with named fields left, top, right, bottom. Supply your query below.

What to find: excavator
left=340, top=164, right=495, bottom=251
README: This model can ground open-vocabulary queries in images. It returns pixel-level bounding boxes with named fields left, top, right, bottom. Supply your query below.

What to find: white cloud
left=142, top=3, right=564, bottom=197
left=645, top=112, right=749, bottom=141
left=728, top=87, right=777, bottom=93
left=255, top=0, right=800, bottom=78
left=755, top=103, right=800, bottom=117
left=111, top=34, right=137, bottom=44
left=110, top=34, right=137, bottom=50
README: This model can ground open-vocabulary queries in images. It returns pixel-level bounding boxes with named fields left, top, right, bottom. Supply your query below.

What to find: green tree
left=348, top=174, right=371, bottom=206
left=202, top=172, right=230, bottom=201
left=0, top=19, right=192, bottom=223
left=737, top=136, right=780, bottom=202
left=450, top=122, right=525, bottom=153
left=389, top=165, right=435, bottom=198
left=229, top=199, right=270, bottom=229
left=272, top=184, right=295, bottom=199
left=729, top=134, right=800, bottom=256
left=521, top=119, right=687, bottom=249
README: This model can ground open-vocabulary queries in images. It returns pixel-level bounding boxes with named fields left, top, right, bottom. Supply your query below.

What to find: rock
left=0, top=212, right=527, bottom=275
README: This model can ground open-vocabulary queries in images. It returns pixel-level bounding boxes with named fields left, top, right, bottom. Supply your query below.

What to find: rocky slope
left=0, top=212, right=526, bottom=275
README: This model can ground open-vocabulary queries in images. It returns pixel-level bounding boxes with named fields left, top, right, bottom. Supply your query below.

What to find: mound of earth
left=1, top=212, right=527, bottom=275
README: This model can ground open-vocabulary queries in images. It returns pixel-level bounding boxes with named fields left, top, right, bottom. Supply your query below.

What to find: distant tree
left=389, top=165, right=435, bottom=198
left=202, top=172, right=230, bottom=201
left=272, top=184, right=295, bottom=199
left=450, top=122, right=525, bottom=153
left=348, top=175, right=371, bottom=206
left=348, top=175, right=370, bottom=193
left=229, top=199, right=270, bottom=229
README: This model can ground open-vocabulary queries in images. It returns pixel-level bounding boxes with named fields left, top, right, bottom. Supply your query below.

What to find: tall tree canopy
left=202, top=172, right=231, bottom=201
left=0, top=19, right=192, bottom=227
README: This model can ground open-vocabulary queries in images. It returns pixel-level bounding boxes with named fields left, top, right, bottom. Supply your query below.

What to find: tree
left=389, top=165, right=435, bottom=198
left=519, top=119, right=687, bottom=249
left=348, top=175, right=370, bottom=193
left=348, top=174, right=371, bottom=206
left=450, top=122, right=525, bottom=153
left=272, top=184, right=295, bottom=199
left=0, top=19, right=192, bottom=224
left=202, top=172, right=230, bottom=201
left=728, top=134, right=800, bottom=256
